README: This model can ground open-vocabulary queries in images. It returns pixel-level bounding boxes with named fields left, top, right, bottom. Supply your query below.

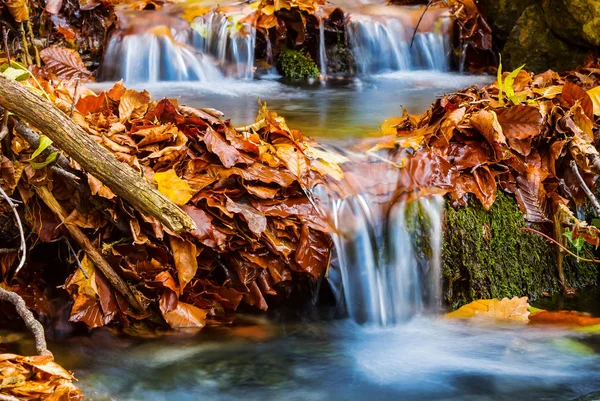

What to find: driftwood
left=0, top=74, right=195, bottom=233
left=35, top=186, right=145, bottom=312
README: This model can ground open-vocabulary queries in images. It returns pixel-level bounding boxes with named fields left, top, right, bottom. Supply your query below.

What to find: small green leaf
left=28, top=135, right=53, bottom=161
left=504, top=63, right=526, bottom=99
left=1, top=66, right=30, bottom=81
left=30, top=152, right=58, bottom=169
left=563, top=230, right=585, bottom=253
left=592, top=218, right=600, bottom=229
left=527, top=305, right=545, bottom=314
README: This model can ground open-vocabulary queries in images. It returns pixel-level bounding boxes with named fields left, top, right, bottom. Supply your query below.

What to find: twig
left=2, top=26, right=11, bottom=67
left=520, top=227, right=600, bottom=263
left=0, top=110, right=8, bottom=142
left=235, top=119, right=266, bottom=133
left=0, top=186, right=27, bottom=276
left=410, top=1, right=433, bottom=49
left=0, top=287, right=52, bottom=357
left=0, top=248, right=17, bottom=254
left=69, top=79, right=80, bottom=119
left=25, top=21, right=40, bottom=68
left=35, top=186, right=145, bottom=312
left=64, top=237, right=88, bottom=279
left=18, top=23, right=31, bottom=66
left=570, top=160, right=600, bottom=216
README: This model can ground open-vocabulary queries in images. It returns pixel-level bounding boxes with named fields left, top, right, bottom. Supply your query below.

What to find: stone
left=502, top=5, right=588, bottom=73
left=476, top=0, right=536, bottom=45
left=542, top=0, right=600, bottom=48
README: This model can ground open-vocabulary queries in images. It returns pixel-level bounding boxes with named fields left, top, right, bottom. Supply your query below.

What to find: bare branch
left=0, top=287, right=52, bottom=357
left=0, top=186, right=26, bottom=276
left=570, top=160, right=600, bottom=216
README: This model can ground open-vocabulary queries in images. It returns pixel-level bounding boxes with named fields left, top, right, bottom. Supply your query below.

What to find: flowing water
left=19, top=3, right=600, bottom=399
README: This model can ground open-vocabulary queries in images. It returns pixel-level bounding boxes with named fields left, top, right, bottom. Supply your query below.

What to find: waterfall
left=329, top=194, right=444, bottom=325
left=346, top=11, right=451, bottom=74
left=99, top=28, right=223, bottom=83
left=318, top=18, right=328, bottom=77
left=191, top=12, right=257, bottom=80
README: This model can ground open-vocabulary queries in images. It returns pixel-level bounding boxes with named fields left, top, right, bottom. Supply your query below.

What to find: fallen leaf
left=40, top=47, right=93, bottom=80
left=154, top=169, right=198, bottom=206
left=445, top=297, right=530, bottom=323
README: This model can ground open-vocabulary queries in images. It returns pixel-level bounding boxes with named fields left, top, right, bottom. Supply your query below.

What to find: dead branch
left=0, top=185, right=26, bottom=276
left=35, top=186, right=145, bottom=312
left=570, top=160, right=600, bottom=216
left=0, top=74, right=196, bottom=233
left=0, top=287, right=52, bottom=357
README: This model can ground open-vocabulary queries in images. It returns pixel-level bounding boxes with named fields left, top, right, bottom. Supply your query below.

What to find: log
left=0, top=75, right=196, bottom=233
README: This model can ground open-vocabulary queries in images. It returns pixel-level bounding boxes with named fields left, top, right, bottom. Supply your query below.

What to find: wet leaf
left=169, top=236, right=198, bottom=293
left=154, top=169, right=198, bottom=206
left=5, top=0, right=29, bottom=22
left=118, top=89, right=151, bottom=122
left=159, top=294, right=206, bottom=329
left=445, top=297, right=530, bottom=323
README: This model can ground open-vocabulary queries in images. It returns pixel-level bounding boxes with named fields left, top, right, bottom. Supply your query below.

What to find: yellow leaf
left=445, top=297, right=530, bottom=323
left=381, top=117, right=403, bottom=136
left=154, top=169, right=198, bottom=206
left=587, top=86, right=600, bottom=116
left=118, top=89, right=151, bottom=122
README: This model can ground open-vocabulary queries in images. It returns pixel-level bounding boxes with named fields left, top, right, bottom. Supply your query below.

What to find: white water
left=326, top=192, right=444, bottom=325
left=347, top=14, right=451, bottom=73
left=100, top=31, right=223, bottom=83
left=191, top=12, right=257, bottom=80
left=318, top=18, right=328, bottom=77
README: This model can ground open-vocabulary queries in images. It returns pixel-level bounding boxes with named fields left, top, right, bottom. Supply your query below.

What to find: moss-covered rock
left=442, top=191, right=598, bottom=309
left=476, top=0, right=536, bottom=46
left=502, top=5, right=588, bottom=73
left=542, top=0, right=600, bottom=48
left=277, top=48, right=320, bottom=79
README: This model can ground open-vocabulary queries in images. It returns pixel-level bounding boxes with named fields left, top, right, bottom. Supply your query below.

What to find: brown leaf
left=204, top=127, right=253, bottom=168
left=40, top=47, right=93, bottom=80
left=182, top=205, right=227, bottom=248
left=118, top=89, right=151, bottom=122
left=159, top=293, right=206, bottom=329
left=496, top=105, right=542, bottom=156
left=514, top=167, right=550, bottom=223
left=225, top=197, right=267, bottom=236
left=562, top=81, right=594, bottom=120
left=169, top=236, right=198, bottom=293
left=470, top=109, right=507, bottom=161
left=294, top=225, right=331, bottom=278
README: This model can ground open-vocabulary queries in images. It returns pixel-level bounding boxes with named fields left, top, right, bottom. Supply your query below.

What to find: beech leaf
left=154, top=169, right=198, bottom=206
left=445, top=297, right=530, bottom=323
left=40, top=47, right=93, bottom=80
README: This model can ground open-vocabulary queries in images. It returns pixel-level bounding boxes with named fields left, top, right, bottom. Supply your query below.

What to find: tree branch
left=0, top=185, right=26, bottom=276
left=0, top=74, right=196, bottom=233
left=570, top=160, right=600, bottom=216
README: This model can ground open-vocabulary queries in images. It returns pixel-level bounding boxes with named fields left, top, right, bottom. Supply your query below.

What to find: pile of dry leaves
left=0, top=353, right=82, bottom=400
left=374, top=59, right=600, bottom=253
left=0, top=75, right=341, bottom=331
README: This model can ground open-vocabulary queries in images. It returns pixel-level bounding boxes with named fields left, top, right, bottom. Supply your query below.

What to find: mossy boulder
left=476, top=0, right=536, bottom=45
left=442, top=191, right=598, bottom=309
left=542, top=0, right=600, bottom=48
left=502, top=5, right=588, bottom=73
left=277, top=48, right=320, bottom=79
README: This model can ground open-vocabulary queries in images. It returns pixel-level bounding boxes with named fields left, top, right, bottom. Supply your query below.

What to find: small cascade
left=318, top=18, right=328, bottom=77
left=191, top=12, right=257, bottom=79
left=346, top=9, right=451, bottom=74
left=329, top=195, right=444, bottom=325
left=99, top=28, right=223, bottom=83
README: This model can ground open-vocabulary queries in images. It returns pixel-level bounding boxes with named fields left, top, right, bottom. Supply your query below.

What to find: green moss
left=277, top=48, right=320, bottom=79
left=441, top=191, right=598, bottom=309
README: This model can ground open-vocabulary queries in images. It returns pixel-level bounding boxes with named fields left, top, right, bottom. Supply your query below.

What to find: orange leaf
left=159, top=293, right=206, bottom=329
left=118, top=89, right=151, bottom=122
left=5, top=0, right=29, bottom=22
left=445, top=297, right=530, bottom=323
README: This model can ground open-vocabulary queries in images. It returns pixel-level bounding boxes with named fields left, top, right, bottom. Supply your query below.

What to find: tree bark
left=0, top=75, right=195, bottom=233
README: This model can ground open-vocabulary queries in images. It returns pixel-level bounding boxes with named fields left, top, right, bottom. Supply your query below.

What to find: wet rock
left=542, top=0, right=600, bottom=48
left=570, top=391, right=600, bottom=401
left=502, top=5, right=588, bottom=73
